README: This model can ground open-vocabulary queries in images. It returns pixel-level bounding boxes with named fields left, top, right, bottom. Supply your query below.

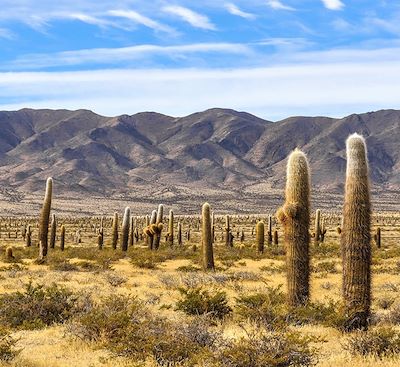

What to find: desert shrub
left=0, top=282, right=78, bottom=329
left=176, top=264, right=201, bottom=272
left=386, top=304, right=400, bottom=324
left=176, top=287, right=232, bottom=319
left=216, top=331, right=317, bottom=367
left=311, top=242, right=340, bottom=259
left=287, top=299, right=344, bottom=328
left=260, top=263, right=286, bottom=274
left=312, top=261, right=338, bottom=274
left=104, top=272, right=127, bottom=287
left=235, top=286, right=286, bottom=329
left=376, top=295, right=395, bottom=310
left=343, top=327, right=400, bottom=357
left=49, top=260, right=79, bottom=272
left=0, top=327, right=19, bottom=362
left=131, top=257, right=158, bottom=269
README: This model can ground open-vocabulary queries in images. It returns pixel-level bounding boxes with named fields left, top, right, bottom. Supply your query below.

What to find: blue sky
left=1, top=0, right=400, bottom=120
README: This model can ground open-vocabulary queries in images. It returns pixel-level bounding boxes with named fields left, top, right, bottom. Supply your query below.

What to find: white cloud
left=225, top=3, right=256, bottom=20
left=2, top=56, right=400, bottom=120
left=0, top=28, right=15, bottom=39
left=321, top=0, right=345, bottom=11
left=9, top=43, right=252, bottom=69
left=108, top=9, right=174, bottom=33
left=162, top=5, right=216, bottom=30
left=266, top=1, right=295, bottom=11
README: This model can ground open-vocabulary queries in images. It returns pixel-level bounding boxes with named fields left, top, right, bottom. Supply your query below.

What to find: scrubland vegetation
left=0, top=133, right=398, bottom=366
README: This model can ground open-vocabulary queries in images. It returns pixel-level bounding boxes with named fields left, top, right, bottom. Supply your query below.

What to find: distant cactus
left=341, top=133, right=371, bottom=331
left=167, top=210, right=174, bottom=247
left=225, top=215, right=231, bottom=247
left=129, top=217, right=134, bottom=248
left=60, top=225, right=65, bottom=251
left=314, top=209, right=321, bottom=245
left=97, top=234, right=103, bottom=250
left=374, top=227, right=381, bottom=249
left=201, top=203, right=214, bottom=271
left=267, top=215, right=273, bottom=245
left=49, top=214, right=56, bottom=249
left=256, top=221, right=265, bottom=253
left=273, top=229, right=279, bottom=245
left=178, top=221, right=182, bottom=246
left=5, top=246, right=14, bottom=260
left=211, top=212, right=215, bottom=244
left=336, top=226, right=342, bottom=235
left=112, top=212, right=119, bottom=250
left=26, top=225, right=32, bottom=247
left=153, top=204, right=164, bottom=250
left=39, top=177, right=53, bottom=259
left=121, top=207, right=130, bottom=251
left=276, top=149, right=311, bottom=307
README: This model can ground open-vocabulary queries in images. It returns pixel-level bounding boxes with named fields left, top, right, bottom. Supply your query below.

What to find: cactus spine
left=341, top=133, right=371, bottom=331
left=112, top=212, right=119, bottom=250
left=202, top=203, right=214, bottom=271
left=60, top=225, right=65, bottom=251
left=256, top=221, right=265, bottom=253
left=50, top=214, right=56, bottom=249
left=39, top=177, right=53, bottom=259
left=276, top=149, right=311, bottom=307
left=121, top=207, right=130, bottom=251
left=168, top=210, right=174, bottom=247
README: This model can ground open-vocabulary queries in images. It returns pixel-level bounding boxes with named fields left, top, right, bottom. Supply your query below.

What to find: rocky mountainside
left=0, top=107, right=399, bottom=201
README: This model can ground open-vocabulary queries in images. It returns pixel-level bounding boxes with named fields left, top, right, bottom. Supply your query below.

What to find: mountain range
left=0, top=107, right=399, bottom=213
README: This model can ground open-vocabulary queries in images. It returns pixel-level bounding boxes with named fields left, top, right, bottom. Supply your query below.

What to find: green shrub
left=176, top=287, right=232, bottom=319
left=343, top=327, right=400, bottom=357
left=0, top=327, right=19, bottom=362
left=312, top=261, right=338, bottom=274
left=0, top=282, right=78, bottom=329
left=216, top=331, right=317, bottom=367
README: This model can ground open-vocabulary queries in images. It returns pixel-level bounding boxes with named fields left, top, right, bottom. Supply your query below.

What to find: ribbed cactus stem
left=314, top=209, right=321, bottom=245
left=129, top=217, right=134, bottom=248
left=341, top=133, right=371, bottom=331
left=153, top=205, right=164, bottom=250
left=202, top=203, right=214, bottom=271
left=26, top=225, right=32, bottom=247
left=39, top=177, right=53, bottom=259
left=225, top=215, right=231, bottom=247
left=121, top=207, right=130, bottom=251
left=49, top=214, right=56, bottom=249
left=60, top=225, right=65, bottom=251
left=256, top=221, right=265, bottom=253
left=112, top=212, right=119, bottom=250
left=277, top=149, right=311, bottom=307
left=268, top=215, right=273, bottom=245
left=211, top=212, right=215, bottom=244
left=178, top=221, right=182, bottom=246
left=168, top=210, right=174, bottom=246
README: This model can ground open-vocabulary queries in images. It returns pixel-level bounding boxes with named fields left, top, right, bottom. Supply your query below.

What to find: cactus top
left=285, top=149, right=310, bottom=205
left=346, top=133, right=369, bottom=176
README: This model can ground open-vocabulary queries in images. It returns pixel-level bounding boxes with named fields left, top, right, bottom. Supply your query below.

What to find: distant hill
left=0, top=107, right=399, bottom=212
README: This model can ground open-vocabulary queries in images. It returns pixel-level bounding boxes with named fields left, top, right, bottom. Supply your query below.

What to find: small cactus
left=177, top=221, right=182, bottom=246
left=267, top=215, right=273, bottom=245
left=256, top=221, right=265, bottom=253
left=49, top=214, right=56, bottom=249
left=201, top=203, right=214, bottom=271
left=26, top=225, right=32, bottom=247
left=374, top=227, right=381, bottom=249
left=314, top=209, right=321, bottom=245
left=225, top=215, right=231, bottom=247
left=112, top=212, right=119, bottom=250
left=167, top=210, right=174, bottom=247
left=5, top=246, right=14, bottom=260
left=121, top=207, right=130, bottom=251
left=60, top=225, right=65, bottom=251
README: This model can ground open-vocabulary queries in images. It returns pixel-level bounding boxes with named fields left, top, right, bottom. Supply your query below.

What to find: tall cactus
left=256, top=221, right=265, bottom=253
left=26, top=225, right=32, bottom=247
left=225, top=215, right=231, bottom=247
left=168, top=210, right=174, bottom=247
left=112, top=212, right=119, bottom=250
left=341, top=133, right=371, bottom=331
left=60, top=225, right=65, bottom=251
left=129, top=217, right=135, bottom=248
left=49, top=214, right=56, bottom=249
left=121, top=207, right=130, bottom=251
left=276, top=149, right=311, bottom=307
left=39, top=177, right=53, bottom=259
left=178, top=221, right=182, bottom=246
left=202, top=203, right=214, bottom=271
left=153, top=204, right=164, bottom=250
left=314, top=209, right=321, bottom=245
left=267, top=215, right=273, bottom=245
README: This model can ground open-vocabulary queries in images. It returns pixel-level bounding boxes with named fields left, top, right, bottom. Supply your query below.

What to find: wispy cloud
left=162, top=5, right=216, bottom=30
left=108, top=9, right=174, bottom=33
left=266, top=1, right=295, bottom=11
left=8, top=43, right=252, bottom=69
left=321, top=0, right=345, bottom=11
left=0, top=28, right=15, bottom=39
left=225, top=3, right=256, bottom=20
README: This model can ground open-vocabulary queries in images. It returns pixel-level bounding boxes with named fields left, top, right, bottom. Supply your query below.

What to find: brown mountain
left=0, top=107, right=399, bottom=213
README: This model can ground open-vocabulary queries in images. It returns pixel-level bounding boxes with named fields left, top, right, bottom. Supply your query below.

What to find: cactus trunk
left=202, top=203, right=214, bottom=271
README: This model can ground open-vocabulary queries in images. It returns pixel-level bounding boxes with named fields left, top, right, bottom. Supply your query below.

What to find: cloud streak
left=225, top=3, right=256, bottom=20
left=162, top=5, right=216, bottom=30
left=321, top=0, right=345, bottom=11
left=266, top=1, right=295, bottom=11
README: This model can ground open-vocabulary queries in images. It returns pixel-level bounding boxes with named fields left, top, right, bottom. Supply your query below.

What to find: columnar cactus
left=49, top=214, right=56, bottom=249
left=374, top=227, right=381, bottom=249
left=256, top=221, right=265, bottom=253
left=202, top=203, right=214, bottom=271
left=39, top=177, right=53, bottom=259
left=276, top=149, right=311, bottom=307
left=153, top=204, right=164, bottom=250
left=267, top=215, right=273, bottom=245
left=121, top=207, right=130, bottom=251
left=178, top=221, right=182, bottom=246
left=129, top=217, right=135, bottom=248
left=60, top=225, right=65, bottom=251
left=341, top=133, right=371, bottom=331
left=112, top=212, right=119, bottom=250
left=225, top=215, right=231, bottom=247
left=211, top=212, right=215, bottom=243
left=26, top=225, right=32, bottom=247
left=273, top=229, right=279, bottom=245
left=168, top=210, right=174, bottom=247
left=314, top=209, right=321, bottom=245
